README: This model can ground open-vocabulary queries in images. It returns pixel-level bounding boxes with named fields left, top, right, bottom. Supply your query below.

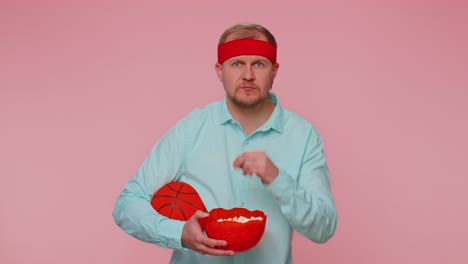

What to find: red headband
left=217, top=38, right=277, bottom=64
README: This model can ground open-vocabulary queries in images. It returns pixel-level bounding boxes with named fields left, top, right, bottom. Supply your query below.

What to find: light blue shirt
left=113, top=93, right=337, bottom=264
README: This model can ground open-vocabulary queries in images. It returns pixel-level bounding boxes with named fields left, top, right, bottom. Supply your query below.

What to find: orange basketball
left=151, top=182, right=207, bottom=221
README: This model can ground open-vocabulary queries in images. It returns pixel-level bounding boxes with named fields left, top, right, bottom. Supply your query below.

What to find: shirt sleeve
left=265, top=127, right=338, bottom=243
left=112, top=121, right=189, bottom=251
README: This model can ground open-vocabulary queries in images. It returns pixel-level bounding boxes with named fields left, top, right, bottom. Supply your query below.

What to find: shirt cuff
left=149, top=217, right=188, bottom=252
left=264, top=168, right=295, bottom=205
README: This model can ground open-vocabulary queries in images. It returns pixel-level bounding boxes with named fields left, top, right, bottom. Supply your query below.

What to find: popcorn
left=216, top=216, right=264, bottom=223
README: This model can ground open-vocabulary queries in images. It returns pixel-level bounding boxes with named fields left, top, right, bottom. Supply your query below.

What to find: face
left=216, top=56, right=278, bottom=108
left=215, top=47, right=279, bottom=109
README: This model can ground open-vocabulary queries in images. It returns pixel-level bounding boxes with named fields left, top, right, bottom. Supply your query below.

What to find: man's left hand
left=233, top=151, right=279, bottom=184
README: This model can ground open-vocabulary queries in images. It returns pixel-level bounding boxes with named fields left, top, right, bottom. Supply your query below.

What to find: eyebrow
left=227, top=57, right=269, bottom=63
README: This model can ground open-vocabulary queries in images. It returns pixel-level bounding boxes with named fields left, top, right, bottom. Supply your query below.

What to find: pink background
left=1, top=1, right=467, bottom=263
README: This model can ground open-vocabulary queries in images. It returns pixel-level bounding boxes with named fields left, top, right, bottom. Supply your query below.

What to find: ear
left=215, top=62, right=223, bottom=81
left=272, top=63, right=280, bottom=79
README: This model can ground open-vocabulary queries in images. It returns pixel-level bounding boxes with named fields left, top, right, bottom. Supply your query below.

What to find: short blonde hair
left=218, top=22, right=277, bottom=47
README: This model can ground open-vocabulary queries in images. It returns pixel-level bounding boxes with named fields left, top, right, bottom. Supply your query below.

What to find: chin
left=232, top=99, right=262, bottom=108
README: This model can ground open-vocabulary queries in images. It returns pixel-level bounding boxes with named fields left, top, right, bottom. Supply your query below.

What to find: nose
left=243, top=66, right=255, bottom=81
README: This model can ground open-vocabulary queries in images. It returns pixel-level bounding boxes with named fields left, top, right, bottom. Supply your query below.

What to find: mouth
left=240, top=86, right=255, bottom=91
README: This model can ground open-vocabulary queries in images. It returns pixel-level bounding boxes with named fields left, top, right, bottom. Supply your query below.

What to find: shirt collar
left=218, top=92, right=285, bottom=134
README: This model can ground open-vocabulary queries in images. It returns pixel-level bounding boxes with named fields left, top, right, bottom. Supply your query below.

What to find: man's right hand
left=181, top=210, right=236, bottom=256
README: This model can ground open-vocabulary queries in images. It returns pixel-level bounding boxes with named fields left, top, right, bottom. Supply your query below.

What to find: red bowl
left=199, top=207, right=267, bottom=252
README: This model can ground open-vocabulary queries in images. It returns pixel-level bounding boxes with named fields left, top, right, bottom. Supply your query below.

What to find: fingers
left=196, top=245, right=235, bottom=256
left=233, top=152, right=259, bottom=176
left=233, top=151, right=279, bottom=184
left=182, top=211, right=236, bottom=256
left=189, top=234, right=231, bottom=255
left=232, top=152, right=247, bottom=169
left=193, top=210, right=209, bottom=219
left=233, top=152, right=255, bottom=175
left=190, top=236, right=236, bottom=256
left=194, top=237, right=234, bottom=256
left=201, top=236, right=228, bottom=248
left=240, top=160, right=255, bottom=176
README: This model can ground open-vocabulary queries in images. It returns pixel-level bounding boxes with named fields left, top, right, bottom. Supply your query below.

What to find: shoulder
left=281, top=107, right=319, bottom=135
left=279, top=108, right=326, bottom=154
left=271, top=93, right=319, bottom=136
left=177, top=100, right=221, bottom=126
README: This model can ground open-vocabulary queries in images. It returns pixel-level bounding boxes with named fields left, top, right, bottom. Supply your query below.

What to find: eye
left=232, top=61, right=241, bottom=67
left=254, top=62, right=264, bottom=67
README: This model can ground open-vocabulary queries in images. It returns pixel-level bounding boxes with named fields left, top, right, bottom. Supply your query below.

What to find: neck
left=227, top=99, right=275, bottom=136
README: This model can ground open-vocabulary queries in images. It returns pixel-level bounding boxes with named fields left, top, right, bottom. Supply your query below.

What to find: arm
left=233, top=128, right=337, bottom=243
left=113, top=115, right=236, bottom=256
left=112, top=122, right=187, bottom=250
left=267, top=128, right=337, bottom=243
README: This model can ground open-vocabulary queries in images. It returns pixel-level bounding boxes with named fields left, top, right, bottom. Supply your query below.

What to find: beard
left=228, top=93, right=264, bottom=108
left=227, top=84, right=269, bottom=108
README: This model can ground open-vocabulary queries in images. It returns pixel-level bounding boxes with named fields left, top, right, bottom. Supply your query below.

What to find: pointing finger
left=233, top=153, right=247, bottom=169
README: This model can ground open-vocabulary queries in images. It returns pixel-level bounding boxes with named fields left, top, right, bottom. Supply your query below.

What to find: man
left=113, top=22, right=337, bottom=263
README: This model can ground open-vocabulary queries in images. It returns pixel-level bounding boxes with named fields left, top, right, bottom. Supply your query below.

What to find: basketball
left=151, top=182, right=207, bottom=221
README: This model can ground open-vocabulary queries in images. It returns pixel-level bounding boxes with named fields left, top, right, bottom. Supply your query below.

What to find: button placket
left=239, top=137, right=252, bottom=207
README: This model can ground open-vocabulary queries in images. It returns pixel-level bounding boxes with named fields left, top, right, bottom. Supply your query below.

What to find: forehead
left=224, top=29, right=269, bottom=43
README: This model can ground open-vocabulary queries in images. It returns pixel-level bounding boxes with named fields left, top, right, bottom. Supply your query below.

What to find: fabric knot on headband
left=217, top=38, right=277, bottom=64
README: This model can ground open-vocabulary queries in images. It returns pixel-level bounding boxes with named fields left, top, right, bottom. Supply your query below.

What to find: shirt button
left=244, top=141, right=249, bottom=145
